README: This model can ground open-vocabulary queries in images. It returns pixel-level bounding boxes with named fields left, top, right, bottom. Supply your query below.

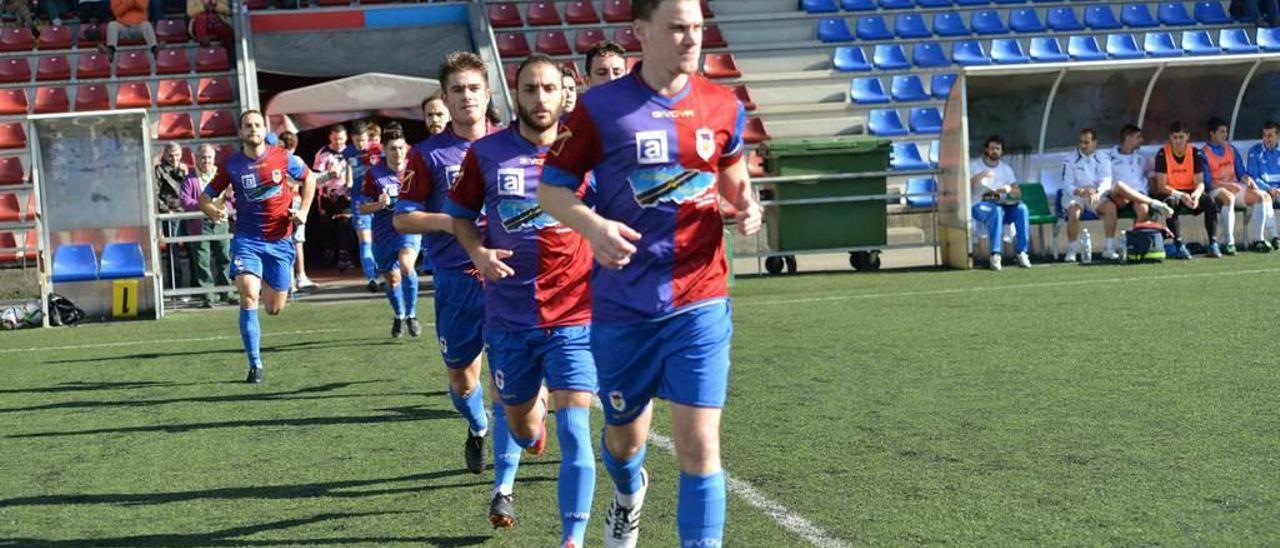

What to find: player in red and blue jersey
left=538, top=1, right=763, bottom=546
left=198, top=110, right=317, bottom=384
left=393, top=51, right=501, bottom=475
left=359, top=130, right=423, bottom=338
left=348, top=120, right=383, bottom=293
left=447, top=56, right=596, bottom=546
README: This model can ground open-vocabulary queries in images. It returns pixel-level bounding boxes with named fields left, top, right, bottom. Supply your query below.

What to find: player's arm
left=198, top=164, right=230, bottom=222
left=357, top=171, right=388, bottom=214
left=1096, top=157, right=1113, bottom=195
left=392, top=150, right=455, bottom=235
left=287, top=154, right=316, bottom=224
left=1190, top=151, right=1206, bottom=201
left=717, top=158, right=762, bottom=236
left=447, top=151, right=513, bottom=281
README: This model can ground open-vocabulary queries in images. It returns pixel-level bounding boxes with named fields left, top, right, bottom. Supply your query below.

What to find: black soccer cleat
left=465, top=431, right=486, bottom=474
left=245, top=367, right=263, bottom=384
left=406, top=317, right=421, bottom=338
left=489, top=492, right=515, bottom=529
left=392, top=318, right=404, bottom=338
left=366, top=280, right=380, bottom=293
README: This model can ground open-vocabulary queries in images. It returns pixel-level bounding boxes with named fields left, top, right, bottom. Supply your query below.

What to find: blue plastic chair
left=909, top=107, right=943, bottom=134
left=856, top=15, right=894, bottom=40
left=912, top=41, right=949, bottom=67
left=874, top=43, right=911, bottom=69
left=930, top=73, right=957, bottom=99
left=1195, top=1, right=1231, bottom=24
left=52, top=244, right=97, bottom=282
left=841, top=0, right=877, bottom=10
left=891, top=142, right=930, bottom=171
left=1009, top=8, right=1046, bottom=33
left=1144, top=32, right=1181, bottom=57
left=1158, top=2, right=1195, bottom=26
left=802, top=0, right=839, bottom=14
left=1259, top=27, right=1280, bottom=51
left=818, top=18, right=855, bottom=42
left=904, top=177, right=937, bottom=208
left=971, top=10, right=1007, bottom=35
left=994, top=0, right=1027, bottom=4
left=1182, top=30, right=1219, bottom=55
left=1122, top=4, right=1159, bottom=28
left=1030, top=36, right=1069, bottom=61
left=952, top=40, right=991, bottom=65
left=1068, top=35, right=1106, bottom=60
left=891, top=74, right=930, bottom=102
left=1221, top=28, right=1260, bottom=53
left=878, top=0, right=914, bottom=8
left=1046, top=7, right=1084, bottom=31
left=833, top=46, right=872, bottom=71
left=99, top=242, right=145, bottom=279
left=927, top=140, right=940, bottom=167
left=869, top=109, right=909, bottom=136
left=1107, top=34, right=1144, bottom=59
left=955, top=0, right=988, bottom=5
left=1084, top=5, right=1121, bottom=30
left=916, top=0, right=952, bottom=6
left=851, top=77, right=891, bottom=104
left=933, top=12, right=969, bottom=37
left=992, top=38, right=1030, bottom=63
left=895, top=13, right=932, bottom=38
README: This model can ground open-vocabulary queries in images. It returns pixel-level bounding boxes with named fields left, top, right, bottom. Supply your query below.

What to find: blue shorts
left=433, top=270, right=485, bottom=368
left=488, top=325, right=596, bottom=405
left=230, top=236, right=294, bottom=292
left=592, top=300, right=733, bottom=426
left=373, top=234, right=422, bottom=273
left=352, top=212, right=373, bottom=232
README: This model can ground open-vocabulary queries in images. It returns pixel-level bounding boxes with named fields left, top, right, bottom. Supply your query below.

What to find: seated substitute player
left=1205, top=117, right=1271, bottom=253
left=1062, top=128, right=1121, bottom=262
left=538, top=1, right=764, bottom=546
left=969, top=135, right=1031, bottom=270
left=394, top=51, right=500, bottom=474
left=447, top=55, right=598, bottom=547
left=1152, top=121, right=1219, bottom=259
left=584, top=40, right=628, bottom=88
left=198, top=110, right=316, bottom=384
left=1108, top=124, right=1176, bottom=224
left=1246, top=120, right=1280, bottom=251
left=359, top=130, right=423, bottom=338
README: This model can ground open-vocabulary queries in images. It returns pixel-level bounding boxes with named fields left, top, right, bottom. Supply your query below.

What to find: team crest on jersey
left=695, top=128, right=715, bottom=162
left=240, top=173, right=258, bottom=190
left=498, top=198, right=558, bottom=232
left=494, top=369, right=505, bottom=391
left=497, top=168, right=525, bottom=196
left=627, top=165, right=714, bottom=208
left=270, top=169, right=283, bottom=184
left=609, top=391, right=626, bottom=412
left=445, top=165, right=462, bottom=191
left=635, top=130, right=669, bottom=165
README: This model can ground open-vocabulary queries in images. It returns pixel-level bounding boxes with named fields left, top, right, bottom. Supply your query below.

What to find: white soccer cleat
left=296, top=276, right=317, bottom=289
left=989, top=254, right=1002, bottom=271
left=603, top=468, right=647, bottom=548
left=1063, top=250, right=1078, bottom=263
left=1101, top=248, right=1120, bottom=261
left=1016, top=252, right=1032, bottom=268
left=1150, top=200, right=1174, bottom=217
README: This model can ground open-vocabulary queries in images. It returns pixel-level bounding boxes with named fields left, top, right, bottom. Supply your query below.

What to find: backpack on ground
left=47, top=293, right=84, bottom=327
left=1126, top=222, right=1174, bottom=263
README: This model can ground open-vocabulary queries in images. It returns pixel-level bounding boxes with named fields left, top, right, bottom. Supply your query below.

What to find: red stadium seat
left=504, top=63, right=518, bottom=89
left=0, top=193, right=23, bottom=222
left=196, top=77, right=232, bottom=104
left=565, top=1, right=600, bottom=24
left=245, top=0, right=267, bottom=9
left=498, top=33, right=531, bottom=58
left=705, top=25, right=727, bottom=48
left=702, top=53, right=741, bottom=79
left=33, top=86, right=69, bottom=113
left=575, top=29, right=606, bottom=54
left=156, top=79, right=192, bottom=106
left=536, top=31, right=571, bottom=56
left=200, top=110, right=235, bottom=137
left=0, top=231, right=28, bottom=263
left=0, top=123, right=26, bottom=150
left=526, top=2, right=562, bottom=26
left=488, top=3, right=522, bottom=28
left=744, top=117, right=768, bottom=144
left=158, top=112, right=195, bottom=139
left=76, top=52, right=112, bottom=79
left=156, top=48, right=191, bottom=74
left=77, top=24, right=106, bottom=48
left=73, top=84, right=110, bottom=111
left=746, top=151, right=765, bottom=178
left=0, top=28, right=34, bottom=52
left=732, top=85, right=756, bottom=111
left=603, top=0, right=632, bottom=23
left=613, top=27, right=641, bottom=52
left=316, top=0, right=348, bottom=6
left=115, top=50, right=152, bottom=77
left=0, top=58, right=30, bottom=83
left=215, top=143, right=237, bottom=163
left=0, top=89, right=28, bottom=115
left=37, top=25, right=73, bottom=49
left=626, top=55, right=640, bottom=71
left=156, top=19, right=188, bottom=44
left=701, top=0, right=713, bottom=18
left=35, top=55, right=69, bottom=81
left=0, top=157, right=24, bottom=185
left=115, top=82, right=152, bottom=108
left=196, top=47, right=230, bottom=72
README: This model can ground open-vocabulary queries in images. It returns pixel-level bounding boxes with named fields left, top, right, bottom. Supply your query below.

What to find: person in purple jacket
left=180, top=143, right=233, bottom=308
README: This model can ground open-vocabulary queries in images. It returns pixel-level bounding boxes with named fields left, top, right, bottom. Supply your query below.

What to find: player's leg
left=355, top=215, right=378, bottom=288
left=1096, top=198, right=1120, bottom=259
left=374, top=238, right=405, bottom=336
left=436, top=271, right=489, bottom=472
left=1244, top=188, right=1272, bottom=250
left=1006, top=203, right=1032, bottom=267
left=230, top=237, right=267, bottom=382
left=971, top=201, right=1003, bottom=269
left=1213, top=188, right=1237, bottom=254
left=541, top=325, right=598, bottom=547
left=486, top=335, right=526, bottom=529
left=1065, top=201, right=1083, bottom=261
left=398, top=237, right=421, bottom=337
left=1199, top=191, right=1221, bottom=256
left=259, top=239, right=295, bottom=316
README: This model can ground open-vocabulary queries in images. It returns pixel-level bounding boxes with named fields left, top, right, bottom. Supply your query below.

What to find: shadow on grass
left=39, top=338, right=404, bottom=366
left=0, top=381, right=447, bottom=414
left=0, top=510, right=490, bottom=546
left=0, top=381, right=201, bottom=395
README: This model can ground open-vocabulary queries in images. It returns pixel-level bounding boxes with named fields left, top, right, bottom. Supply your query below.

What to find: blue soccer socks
left=491, top=402, right=521, bottom=497
left=384, top=280, right=405, bottom=318
left=677, top=470, right=726, bottom=547
left=556, top=407, right=595, bottom=545
left=402, top=269, right=419, bottom=319
left=449, top=384, right=488, bottom=435
left=238, top=307, right=261, bottom=369
left=601, top=431, right=648, bottom=496
left=358, top=241, right=376, bottom=282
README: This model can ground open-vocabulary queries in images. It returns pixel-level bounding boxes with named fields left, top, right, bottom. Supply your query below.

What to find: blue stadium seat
left=1259, top=27, right=1280, bottom=51
left=1107, top=34, right=1144, bottom=59
left=879, top=0, right=914, bottom=8
left=99, top=242, right=144, bottom=279
left=818, top=18, right=855, bottom=42
left=904, top=177, right=937, bottom=208
left=952, top=40, right=991, bottom=65
left=1221, top=28, right=1259, bottom=53
left=895, top=13, right=932, bottom=38
left=994, top=0, right=1027, bottom=4
left=1121, top=4, right=1158, bottom=28
left=869, top=109, right=909, bottom=136
left=851, top=77, right=891, bottom=104
left=1009, top=8, right=1045, bottom=33
left=1182, top=30, right=1219, bottom=55
left=909, top=107, right=943, bottom=134
left=1030, top=36, right=1069, bottom=61
left=928, top=140, right=940, bottom=167
left=891, top=142, right=930, bottom=171
left=874, top=43, right=911, bottom=69
left=841, top=0, right=876, bottom=11
left=833, top=46, right=872, bottom=71
left=857, top=15, right=894, bottom=40
left=1195, top=1, right=1231, bottom=24
left=933, top=12, right=969, bottom=36
left=52, top=243, right=97, bottom=282
left=912, top=41, right=949, bottom=67
left=955, top=0, right=988, bottom=5
left=1068, top=35, right=1106, bottom=60
left=1144, top=32, right=1181, bottom=57
left=1157, top=2, right=1195, bottom=26
left=992, top=38, right=1031, bottom=63
left=930, top=73, right=957, bottom=99
left=971, top=10, right=1007, bottom=35
left=1046, top=7, right=1084, bottom=31
left=891, top=74, right=930, bottom=102
left=1084, top=5, right=1121, bottom=30
left=803, top=0, right=839, bottom=14
left=916, top=0, right=952, bottom=6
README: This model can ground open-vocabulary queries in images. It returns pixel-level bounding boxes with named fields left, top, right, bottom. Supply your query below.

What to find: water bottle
left=1118, top=229, right=1128, bottom=263
left=1080, top=229, right=1092, bottom=264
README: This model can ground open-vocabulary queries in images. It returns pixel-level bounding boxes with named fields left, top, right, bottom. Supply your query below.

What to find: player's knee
left=265, top=304, right=283, bottom=316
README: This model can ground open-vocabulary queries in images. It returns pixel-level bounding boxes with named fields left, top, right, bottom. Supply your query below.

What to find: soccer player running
left=359, top=130, right=423, bottom=338
left=394, top=51, right=499, bottom=474
left=538, top=1, right=763, bottom=546
left=1204, top=117, right=1271, bottom=254
left=446, top=55, right=597, bottom=547
left=349, top=120, right=384, bottom=293
left=197, top=110, right=316, bottom=384
left=1246, top=120, right=1280, bottom=251
left=1152, top=121, right=1219, bottom=259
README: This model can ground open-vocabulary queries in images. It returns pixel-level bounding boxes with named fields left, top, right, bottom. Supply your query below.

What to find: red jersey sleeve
left=447, top=149, right=485, bottom=217
left=400, top=148, right=434, bottom=204
left=203, top=159, right=231, bottom=198
left=542, top=107, right=604, bottom=189
left=360, top=169, right=380, bottom=200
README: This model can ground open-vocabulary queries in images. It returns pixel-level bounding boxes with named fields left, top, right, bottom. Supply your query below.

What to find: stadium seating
left=37, top=25, right=72, bottom=50
left=891, top=74, right=929, bottom=102
left=930, top=73, right=956, bottom=99
left=843, top=0, right=875, bottom=10
left=0, top=28, right=34, bottom=52
left=904, top=177, right=936, bottom=208
left=833, top=46, right=871, bottom=72
left=156, top=19, right=188, bottom=44
left=1030, top=36, right=1069, bottom=62
left=613, top=27, right=641, bottom=51
left=1144, top=32, right=1181, bottom=57
left=99, top=242, right=145, bottom=279
left=1121, top=4, right=1159, bottom=28
left=890, top=142, right=929, bottom=171
left=0, top=157, right=23, bottom=185
left=933, top=12, right=969, bottom=37
left=873, top=44, right=910, bottom=70
left=0, top=231, right=36, bottom=263
left=52, top=244, right=97, bottom=282
left=503, top=63, right=518, bottom=88
left=33, top=86, right=69, bottom=113
left=1259, top=27, right=1280, bottom=51
left=804, top=0, right=839, bottom=13
left=1195, top=1, right=1231, bottom=24
left=200, top=110, right=236, bottom=137
left=197, top=78, right=233, bottom=104
left=0, top=89, right=28, bottom=115
left=895, top=14, right=930, bottom=39
left=77, top=53, right=112, bottom=79
left=0, top=123, right=25, bottom=149
left=743, top=117, right=769, bottom=143
left=1068, top=35, right=1106, bottom=60
left=1158, top=2, right=1195, bottom=26
left=0, top=58, right=29, bottom=83
left=565, top=1, right=601, bottom=24
left=77, top=24, right=105, bottom=48
left=851, top=77, right=890, bottom=104
left=536, top=31, right=571, bottom=56
left=705, top=25, right=727, bottom=49
left=196, top=48, right=230, bottom=72
left=733, top=85, right=756, bottom=111
left=912, top=42, right=948, bottom=68
left=36, top=56, right=69, bottom=81
left=971, top=10, right=1007, bottom=35
left=157, top=49, right=192, bottom=74
left=992, top=38, right=1030, bottom=63
left=1009, top=8, right=1046, bottom=33
left=498, top=33, right=531, bottom=58
left=1221, top=28, right=1259, bottom=53
left=1106, top=34, right=1143, bottom=59
left=857, top=15, right=894, bottom=41
left=1046, top=7, right=1084, bottom=31
left=115, top=82, right=152, bottom=109
left=702, top=53, right=741, bottom=78
left=909, top=107, right=943, bottom=134
left=868, top=109, right=908, bottom=136
left=952, top=40, right=991, bottom=65
left=526, top=2, right=562, bottom=26
left=116, top=51, right=152, bottom=77
left=575, top=29, right=606, bottom=53
left=489, top=3, right=522, bottom=27
left=603, top=0, right=631, bottom=23
left=880, top=0, right=913, bottom=8
left=158, top=112, right=195, bottom=139
left=74, top=84, right=110, bottom=111
left=916, top=0, right=949, bottom=6
left=819, top=18, right=854, bottom=42
left=1182, top=30, right=1219, bottom=55
left=1084, top=5, right=1121, bottom=30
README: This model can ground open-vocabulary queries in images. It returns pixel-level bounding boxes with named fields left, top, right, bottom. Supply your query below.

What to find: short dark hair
left=328, top=123, right=346, bottom=135
left=1169, top=121, right=1189, bottom=134
left=350, top=119, right=372, bottom=137
left=1119, top=124, right=1142, bottom=140
left=382, top=129, right=406, bottom=144
left=1206, top=117, right=1228, bottom=134
left=438, top=51, right=489, bottom=90
left=515, top=54, right=562, bottom=87
left=983, top=135, right=1003, bottom=149
left=633, top=0, right=695, bottom=21
left=585, top=41, right=626, bottom=75
left=280, top=131, right=298, bottom=149
left=420, top=92, right=443, bottom=111
left=382, top=121, right=403, bottom=134
left=239, top=109, right=264, bottom=125
left=1079, top=128, right=1097, bottom=140
left=1264, top=121, right=1280, bottom=132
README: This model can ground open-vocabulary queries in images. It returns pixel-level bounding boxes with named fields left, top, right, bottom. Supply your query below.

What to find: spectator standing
left=181, top=144, right=233, bottom=308
left=562, top=67, right=578, bottom=114
left=155, top=143, right=187, bottom=235
left=102, top=0, right=159, bottom=62
left=186, top=0, right=231, bottom=47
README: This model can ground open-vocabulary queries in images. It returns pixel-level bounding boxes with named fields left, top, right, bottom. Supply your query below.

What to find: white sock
left=1268, top=203, right=1278, bottom=238
left=1068, top=240, right=1078, bottom=252
left=1104, top=238, right=1115, bottom=251
left=1251, top=203, right=1268, bottom=243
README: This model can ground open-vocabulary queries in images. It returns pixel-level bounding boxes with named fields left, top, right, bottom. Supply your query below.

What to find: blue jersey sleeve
left=286, top=153, right=309, bottom=181
left=443, top=198, right=480, bottom=220
left=1233, top=145, right=1249, bottom=182
left=1247, top=146, right=1271, bottom=190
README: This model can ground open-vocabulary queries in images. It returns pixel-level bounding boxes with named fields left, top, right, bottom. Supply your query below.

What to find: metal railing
left=156, top=211, right=238, bottom=299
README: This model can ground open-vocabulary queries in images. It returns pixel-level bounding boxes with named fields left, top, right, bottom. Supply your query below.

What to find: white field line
left=0, top=327, right=356, bottom=354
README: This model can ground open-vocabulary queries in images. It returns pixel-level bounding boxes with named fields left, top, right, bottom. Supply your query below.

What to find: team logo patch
left=445, top=165, right=462, bottom=191
left=240, top=173, right=258, bottom=190
left=494, top=369, right=505, bottom=391
left=608, top=390, right=626, bottom=412
left=635, top=130, right=669, bottom=165
left=627, top=166, right=715, bottom=208
left=498, top=198, right=558, bottom=233
left=497, top=168, right=525, bottom=196
left=270, top=169, right=283, bottom=184
left=438, top=336, right=449, bottom=354
left=695, top=128, right=715, bottom=162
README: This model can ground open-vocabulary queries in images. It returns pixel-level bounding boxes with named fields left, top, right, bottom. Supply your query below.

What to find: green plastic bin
left=761, top=137, right=891, bottom=252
